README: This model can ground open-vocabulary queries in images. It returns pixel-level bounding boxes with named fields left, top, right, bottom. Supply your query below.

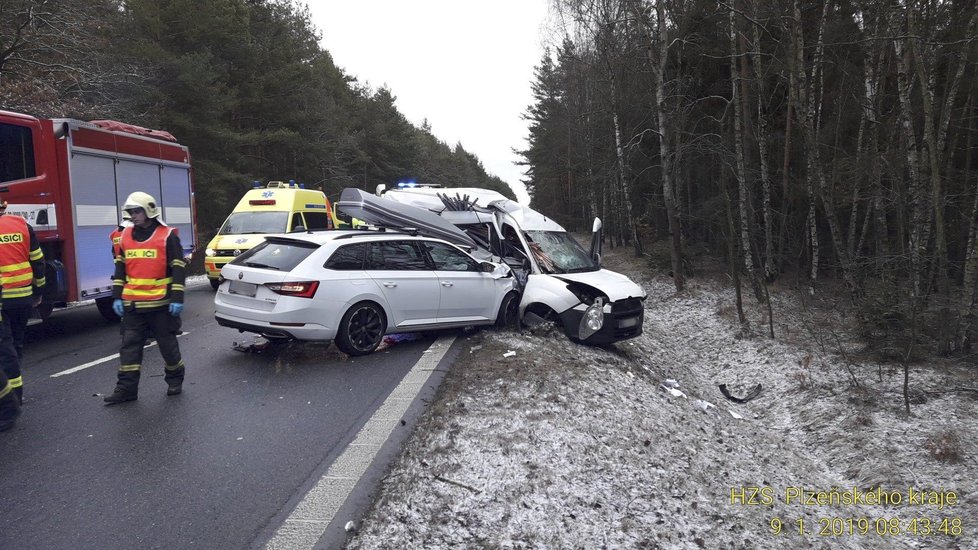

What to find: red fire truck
left=0, top=110, right=197, bottom=321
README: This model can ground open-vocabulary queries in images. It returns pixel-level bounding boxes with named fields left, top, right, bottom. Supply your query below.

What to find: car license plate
left=619, top=317, right=638, bottom=328
left=228, top=280, right=257, bottom=297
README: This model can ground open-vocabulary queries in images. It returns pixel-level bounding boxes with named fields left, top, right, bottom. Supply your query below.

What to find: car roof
left=264, top=229, right=452, bottom=246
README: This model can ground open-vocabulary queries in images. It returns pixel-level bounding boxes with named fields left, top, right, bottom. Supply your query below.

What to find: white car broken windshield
left=525, top=230, right=598, bottom=274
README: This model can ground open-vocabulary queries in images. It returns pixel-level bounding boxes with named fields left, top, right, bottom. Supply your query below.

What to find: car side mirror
left=291, top=225, right=306, bottom=233
left=482, top=261, right=511, bottom=278
left=589, top=217, right=603, bottom=266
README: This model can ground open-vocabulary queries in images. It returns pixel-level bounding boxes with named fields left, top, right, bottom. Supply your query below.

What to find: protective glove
left=112, top=299, right=124, bottom=317
left=169, top=302, right=184, bottom=317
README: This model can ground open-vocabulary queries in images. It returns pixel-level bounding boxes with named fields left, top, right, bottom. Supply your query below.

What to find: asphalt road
left=0, top=283, right=449, bottom=550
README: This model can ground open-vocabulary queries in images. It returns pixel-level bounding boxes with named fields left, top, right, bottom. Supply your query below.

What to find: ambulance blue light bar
left=396, top=181, right=440, bottom=188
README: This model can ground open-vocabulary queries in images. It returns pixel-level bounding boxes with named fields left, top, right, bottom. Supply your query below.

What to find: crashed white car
left=338, top=186, right=647, bottom=345
left=214, top=230, right=517, bottom=355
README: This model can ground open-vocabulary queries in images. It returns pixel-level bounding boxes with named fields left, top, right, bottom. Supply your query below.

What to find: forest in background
left=4, top=0, right=978, bottom=361
left=0, top=0, right=515, bottom=234
left=518, top=0, right=978, bottom=360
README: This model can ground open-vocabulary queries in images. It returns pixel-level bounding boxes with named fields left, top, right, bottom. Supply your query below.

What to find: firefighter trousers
left=0, top=310, right=22, bottom=399
left=115, top=306, right=184, bottom=394
left=2, top=302, right=33, bottom=363
left=0, top=367, right=20, bottom=429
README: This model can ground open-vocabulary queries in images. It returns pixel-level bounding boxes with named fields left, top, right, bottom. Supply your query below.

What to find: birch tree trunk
left=958, top=99, right=978, bottom=350
left=730, top=5, right=762, bottom=300
left=629, top=0, right=683, bottom=290
left=791, top=0, right=858, bottom=294
left=748, top=0, right=776, bottom=280
left=654, top=2, right=682, bottom=288
left=893, top=23, right=927, bottom=309
left=852, top=6, right=886, bottom=264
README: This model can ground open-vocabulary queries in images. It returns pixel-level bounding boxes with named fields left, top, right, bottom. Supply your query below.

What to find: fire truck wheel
left=36, top=302, right=54, bottom=322
left=95, top=297, right=121, bottom=322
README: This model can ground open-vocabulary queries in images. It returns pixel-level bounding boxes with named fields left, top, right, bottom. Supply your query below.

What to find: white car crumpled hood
left=552, top=269, right=646, bottom=302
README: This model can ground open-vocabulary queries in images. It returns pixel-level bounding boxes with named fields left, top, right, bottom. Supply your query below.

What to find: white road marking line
left=264, top=334, right=456, bottom=550
left=50, top=330, right=191, bottom=378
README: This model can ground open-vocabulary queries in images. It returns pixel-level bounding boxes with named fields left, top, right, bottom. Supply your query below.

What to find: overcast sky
left=308, top=1, right=552, bottom=204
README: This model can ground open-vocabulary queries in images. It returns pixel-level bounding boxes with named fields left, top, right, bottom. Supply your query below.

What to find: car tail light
left=265, top=281, right=319, bottom=298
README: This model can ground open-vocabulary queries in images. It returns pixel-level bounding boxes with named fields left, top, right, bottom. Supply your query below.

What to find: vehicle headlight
left=578, top=297, right=605, bottom=340
left=585, top=301, right=604, bottom=330
left=205, top=248, right=216, bottom=257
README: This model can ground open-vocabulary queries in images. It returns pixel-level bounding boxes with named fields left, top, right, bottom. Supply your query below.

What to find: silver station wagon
left=214, top=230, right=517, bottom=355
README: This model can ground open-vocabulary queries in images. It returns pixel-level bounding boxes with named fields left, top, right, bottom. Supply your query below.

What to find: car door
left=421, top=240, right=497, bottom=322
left=363, top=240, right=439, bottom=327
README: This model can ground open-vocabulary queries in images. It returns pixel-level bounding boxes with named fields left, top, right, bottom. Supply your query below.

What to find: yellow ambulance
left=204, top=180, right=340, bottom=289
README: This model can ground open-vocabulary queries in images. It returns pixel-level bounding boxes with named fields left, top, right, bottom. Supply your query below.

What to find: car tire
left=495, top=291, right=520, bottom=330
left=335, top=301, right=387, bottom=356
left=209, top=278, right=220, bottom=290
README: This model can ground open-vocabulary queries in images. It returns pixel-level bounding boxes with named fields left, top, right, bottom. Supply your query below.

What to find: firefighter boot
left=104, top=370, right=140, bottom=405
left=0, top=391, right=21, bottom=432
left=164, top=365, right=184, bottom=396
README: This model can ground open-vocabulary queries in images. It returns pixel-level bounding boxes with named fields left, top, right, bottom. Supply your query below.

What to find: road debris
left=718, top=383, right=762, bottom=404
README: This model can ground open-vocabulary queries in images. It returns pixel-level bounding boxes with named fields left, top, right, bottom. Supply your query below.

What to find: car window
left=365, top=241, right=429, bottom=271
left=324, top=243, right=367, bottom=270
left=304, top=211, right=331, bottom=230
left=0, top=123, right=36, bottom=184
left=230, top=238, right=318, bottom=271
left=290, top=212, right=304, bottom=231
left=219, top=211, right=289, bottom=235
left=422, top=241, right=480, bottom=272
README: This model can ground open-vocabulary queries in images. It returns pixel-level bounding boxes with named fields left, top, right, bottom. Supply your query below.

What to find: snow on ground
left=346, top=246, right=978, bottom=550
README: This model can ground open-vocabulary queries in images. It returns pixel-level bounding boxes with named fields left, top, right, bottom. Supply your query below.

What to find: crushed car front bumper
left=559, top=297, right=644, bottom=345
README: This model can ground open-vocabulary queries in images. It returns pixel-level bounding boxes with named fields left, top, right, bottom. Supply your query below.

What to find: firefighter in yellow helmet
left=103, top=192, right=187, bottom=404
left=0, top=200, right=45, bottom=403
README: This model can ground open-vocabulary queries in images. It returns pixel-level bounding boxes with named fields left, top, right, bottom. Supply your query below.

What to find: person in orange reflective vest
left=110, top=209, right=132, bottom=260
left=103, top=192, right=187, bottom=405
left=0, top=200, right=45, bottom=403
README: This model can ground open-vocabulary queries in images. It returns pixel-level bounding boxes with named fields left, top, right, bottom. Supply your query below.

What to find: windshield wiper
left=242, top=261, right=280, bottom=270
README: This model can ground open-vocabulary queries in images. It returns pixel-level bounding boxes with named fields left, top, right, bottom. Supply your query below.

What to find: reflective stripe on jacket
left=0, top=215, right=35, bottom=299
left=121, top=225, right=173, bottom=301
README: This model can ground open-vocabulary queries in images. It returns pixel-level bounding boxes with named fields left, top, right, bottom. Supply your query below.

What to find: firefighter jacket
left=110, top=226, right=124, bottom=259
left=0, top=214, right=45, bottom=303
left=113, top=220, right=186, bottom=310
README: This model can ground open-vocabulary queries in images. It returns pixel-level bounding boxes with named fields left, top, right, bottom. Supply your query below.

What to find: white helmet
left=123, top=191, right=161, bottom=219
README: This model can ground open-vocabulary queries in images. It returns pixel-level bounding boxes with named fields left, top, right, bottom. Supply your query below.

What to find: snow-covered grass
left=347, top=245, right=978, bottom=550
